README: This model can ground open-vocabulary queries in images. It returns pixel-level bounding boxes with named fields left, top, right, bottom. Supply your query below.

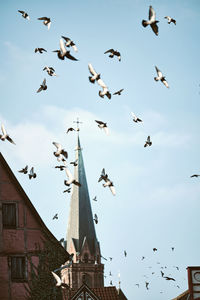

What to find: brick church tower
left=63, top=133, right=104, bottom=290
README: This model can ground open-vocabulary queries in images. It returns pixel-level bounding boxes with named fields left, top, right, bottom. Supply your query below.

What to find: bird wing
left=65, top=52, right=78, bottom=61
left=72, top=44, right=78, bottom=52
left=42, top=78, right=46, bottom=86
left=38, top=17, right=48, bottom=20
left=1, top=124, right=7, bottom=136
left=51, top=272, right=62, bottom=286
left=162, top=78, right=169, bottom=88
left=149, top=6, right=156, bottom=22
left=18, top=10, right=24, bottom=14
left=53, top=142, right=62, bottom=152
left=104, top=49, right=114, bottom=54
left=37, top=86, right=43, bottom=93
left=103, top=126, right=109, bottom=135
left=88, top=63, right=98, bottom=76
left=131, top=112, right=137, bottom=120
left=65, top=167, right=74, bottom=184
left=109, top=185, right=116, bottom=196
left=59, top=39, right=66, bottom=54
left=47, top=22, right=51, bottom=30
left=97, top=78, right=107, bottom=89
left=147, top=136, right=151, bottom=142
left=6, top=135, right=16, bottom=145
left=151, top=23, right=159, bottom=35
left=95, top=120, right=104, bottom=125
left=155, top=66, right=162, bottom=77
left=62, top=36, right=70, bottom=43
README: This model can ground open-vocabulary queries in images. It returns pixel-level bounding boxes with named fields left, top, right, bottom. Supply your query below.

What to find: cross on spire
left=73, top=117, right=83, bottom=132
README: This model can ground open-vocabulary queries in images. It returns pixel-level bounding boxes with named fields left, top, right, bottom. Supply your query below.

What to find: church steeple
left=65, top=127, right=104, bottom=290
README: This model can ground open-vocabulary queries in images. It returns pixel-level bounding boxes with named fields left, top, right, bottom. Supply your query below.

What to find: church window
left=11, top=256, right=27, bottom=281
left=2, top=203, right=17, bottom=228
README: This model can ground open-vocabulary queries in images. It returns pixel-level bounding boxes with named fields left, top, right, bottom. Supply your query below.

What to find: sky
left=1, top=0, right=200, bottom=299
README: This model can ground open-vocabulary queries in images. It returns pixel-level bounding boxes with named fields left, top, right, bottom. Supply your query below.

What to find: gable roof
left=71, top=283, right=100, bottom=300
left=92, top=287, right=122, bottom=300
left=172, top=290, right=190, bottom=300
left=0, top=152, right=69, bottom=258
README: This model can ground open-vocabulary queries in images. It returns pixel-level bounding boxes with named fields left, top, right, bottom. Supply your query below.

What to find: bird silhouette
left=142, top=6, right=159, bottom=36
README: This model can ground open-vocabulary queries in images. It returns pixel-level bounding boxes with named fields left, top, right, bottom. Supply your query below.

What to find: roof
left=0, top=152, right=69, bottom=259
left=172, top=290, right=190, bottom=300
left=66, top=135, right=99, bottom=255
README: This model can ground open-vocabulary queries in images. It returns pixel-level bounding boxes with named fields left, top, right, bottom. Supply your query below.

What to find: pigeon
left=164, top=276, right=175, bottom=281
left=100, top=255, right=108, bottom=261
left=97, top=78, right=111, bottom=99
left=93, top=213, right=98, bottom=224
left=103, top=179, right=116, bottom=196
left=28, top=167, right=36, bottom=179
left=171, top=247, right=175, bottom=251
left=109, top=257, right=113, bottom=261
left=51, top=272, right=69, bottom=288
left=0, top=124, right=16, bottom=144
left=110, top=280, right=113, bottom=286
left=174, top=266, right=179, bottom=271
left=70, top=159, right=78, bottom=166
left=124, top=250, right=127, bottom=257
left=142, top=256, right=145, bottom=260
left=37, top=78, right=47, bottom=93
left=109, top=271, right=112, bottom=276
left=63, top=188, right=71, bottom=193
left=37, top=17, right=51, bottom=30
left=161, top=271, right=164, bottom=277
left=53, top=142, right=68, bottom=161
left=145, top=282, right=149, bottom=290
left=62, top=36, right=78, bottom=52
left=98, top=168, right=108, bottom=182
left=55, top=165, right=66, bottom=171
left=43, top=66, right=56, bottom=76
left=142, top=6, right=159, bottom=36
left=177, top=285, right=180, bottom=288
left=18, top=10, right=30, bottom=20
left=53, top=39, right=78, bottom=61
left=53, top=213, right=58, bottom=220
left=59, top=238, right=64, bottom=243
left=131, top=112, right=143, bottom=123
left=190, top=174, right=200, bottom=178
left=113, top=89, right=124, bottom=95
left=64, top=167, right=81, bottom=187
left=144, top=136, right=152, bottom=147
left=153, top=248, right=157, bottom=252
left=35, top=48, right=47, bottom=54
left=154, top=66, right=169, bottom=88
left=66, top=127, right=75, bottom=133
left=164, top=16, right=176, bottom=25
left=88, top=63, right=101, bottom=83
left=135, top=284, right=139, bottom=288
left=18, top=165, right=28, bottom=174
left=93, top=196, right=97, bottom=201
left=104, top=49, right=121, bottom=61
left=95, top=120, right=109, bottom=135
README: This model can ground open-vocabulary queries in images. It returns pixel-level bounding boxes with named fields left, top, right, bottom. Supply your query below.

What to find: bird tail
left=142, top=20, right=148, bottom=27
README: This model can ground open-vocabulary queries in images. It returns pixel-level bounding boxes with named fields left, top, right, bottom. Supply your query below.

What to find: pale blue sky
left=1, top=0, right=200, bottom=299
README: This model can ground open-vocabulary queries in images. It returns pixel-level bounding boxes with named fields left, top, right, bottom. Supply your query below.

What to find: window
left=11, top=256, right=27, bottom=281
left=83, top=253, right=89, bottom=263
left=2, top=203, right=17, bottom=228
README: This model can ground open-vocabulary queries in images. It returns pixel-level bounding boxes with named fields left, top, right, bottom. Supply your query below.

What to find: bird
left=43, top=66, right=57, bottom=76
left=174, top=266, right=179, bottom=271
left=18, top=10, right=30, bottom=20
left=131, top=112, right=143, bottom=123
left=161, top=271, right=164, bottom=277
left=63, top=188, right=71, bottom=193
left=53, top=39, right=78, bottom=61
left=124, top=250, right=127, bottom=257
left=37, top=17, right=51, bottom=30
left=18, top=165, right=28, bottom=174
left=164, top=16, right=176, bottom=25
left=62, top=36, right=78, bottom=52
left=103, top=179, right=116, bottom=196
left=55, top=165, right=66, bottom=171
left=66, top=127, right=75, bottom=134
left=97, top=78, right=111, bottom=99
left=93, top=196, right=97, bottom=201
left=0, top=124, right=16, bottom=145
left=109, top=257, right=113, bottom=261
left=35, top=48, right=47, bottom=54
left=52, top=142, right=68, bottom=161
left=142, top=256, right=145, bottom=260
left=93, top=214, right=98, bottom=224
left=110, top=280, right=113, bottom=286
left=28, top=167, right=36, bottom=179
left=64, top=167, right=81, bottom=187
left=70, top=159, right=78, bottom=166
left=135, top=284, right=139, bottom=288
left=190, top=174, right=200, bottom=178
left=53, top=214, right=58, bottom=220
left=51, top=271, right=69, bottom=288
left=177, top=285, right=180, bottom=288
left=145, top=282, right=149, bottom=290
left=104, top=49, right=121, bottom=61
left=154, top=66, right=169, bottom=88
left=164, top=276, right=175, bottom=281
left=113, top=89, right=124, bottom=95
left=142, top=6, right=159, bottom=36
left=153, top=248, right=157, bottom=252
left=98, top=168, right=108, bottom=182
left=171, top=247, right=175, bottom=251
left=37, top=78, right=47, bottom=93
left=109, top=271, right=112, bottom=276
left=100, top=255, right=108, bottom=261
left=59, top=238, right=64, bottom=243
left=88, top=63, right=101, bottom=83
left=144, top=136, right=152, bottom=147
left=95, top=120, right=109, bottom=135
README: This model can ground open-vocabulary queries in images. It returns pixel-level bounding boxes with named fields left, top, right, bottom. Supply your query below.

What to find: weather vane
left=73, top=117, right=83, bottom=132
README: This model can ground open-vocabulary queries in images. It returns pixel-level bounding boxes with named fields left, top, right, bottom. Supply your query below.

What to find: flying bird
left=145, top=282, right=149, bottom=290
left=55, top=165, right=66, bottom=171
left=28, top=167, right=36, bottom=179
left=52, top=142, right=68, bottom=161
left=88, top=63, right=100, bottom=83
left=93, top=213, right=98, bottom=224
left=124, top=250, right=127, bottom=257
left=18, top=10, right=30, bottom=20
left=97, top=78, right=111, bottom=99
left=0, top=124, right=16, bottom=145
left=64, top=167, right=81, bottom=187
left=66, top=127, right=75, bottom=133
left=109, top=257, right=113, bottom=261
left=190, top=174, right=200, bottom=178
left=37, top=78, right=47, bottom=93
left=131, top=112, right=143, bottom=123
left=135, top=284, right=139, bottom=288
left=62, top=36, right=78, bottom=52
left=171, top=247, right=175, bottom=251
left=70, top=159, right=78, bottom=166
left=63, top=188, right=71, bottom=193
left=161, top=271, right=164, bottom=277
left=110, top=280, right=113, bottom=286
left=43, top=66, right=57, bottom=76
left=153, top=248, right=157, bottom=252
left=154, top=66, right=169, bottom=88
left=142, top=6, right=159, bottom=36
left=18, top=165, right=28, bottom=174
left=164, top=16, right=176, bottom=25
left=38, top=17, right=51, bottom=30
left=144, top=136, right=152, bottom=147
left=109, top=271, right=112, bottom=276
left=104, top=49, right=121, bottom=61
left=142, top=256, right=145, bottom=260
left=103, top=179, right=116, bottom=196
left=113, top=89, right=124, bottom=96
left=51, top=272, right=69, bottom=288
left=164, top=276, right=175, bottom=281
left=35, top=48, right=47, bottom=54
left=95, top=120, right=109, bottom=135
left=53, top=214, right=58, bottom=220
left=93, top=196, right=97, bottom=201
left=53, top=39, right=78, bottom=61
left=98, top=168, right=108, bottom=182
